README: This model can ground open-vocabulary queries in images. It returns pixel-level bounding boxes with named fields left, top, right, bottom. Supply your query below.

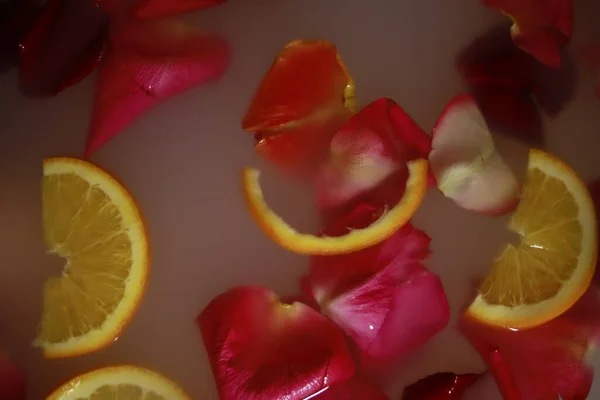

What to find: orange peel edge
left=242, top=158, right=429, bottom=255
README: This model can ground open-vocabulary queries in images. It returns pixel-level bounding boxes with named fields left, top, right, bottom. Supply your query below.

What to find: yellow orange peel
left=242, top=158, right=429, bottom=255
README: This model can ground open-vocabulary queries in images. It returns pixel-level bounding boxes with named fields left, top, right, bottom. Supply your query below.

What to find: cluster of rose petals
left=10, top=0, right=230, bottom=156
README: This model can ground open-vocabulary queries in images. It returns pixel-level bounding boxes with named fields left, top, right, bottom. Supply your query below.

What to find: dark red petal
left=401, top=373, right=482, bottom=400
left=461, top=286, right=600, bottom=400
left=481, top=0, right=573, bottom=68
left=0, top=352, right=25, bottom=400
left=315, top=375, right=389, bottom=400
left=134, top=0, right=225, bottom=19
left=457, top=23, right=577, bottom=127
left=304, top=204, right=449, bottom=374
left=197, top=286, right=355, bottom=400
left=315, top=98, right=431, bottom=215
left=85, top=18, right=230, bottom=156
left=0, top=0, right=44, bottom=72
left=18, top=0, right=109, bottom=97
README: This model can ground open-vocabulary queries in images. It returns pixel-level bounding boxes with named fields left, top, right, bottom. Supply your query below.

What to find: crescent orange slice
left=46, top=365, right=190, bottom=399
left=467, top=149, right=597, bottom=329
left=37, top=157, right=149, bottom=358
left=242, top=159, right=429, bottom=255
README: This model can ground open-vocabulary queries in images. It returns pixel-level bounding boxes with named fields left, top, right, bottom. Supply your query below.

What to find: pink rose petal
left=85, top=17, right=230, bottom=156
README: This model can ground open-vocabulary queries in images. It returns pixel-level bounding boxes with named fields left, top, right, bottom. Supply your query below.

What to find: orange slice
left=467, top=149, right=597, bottom=329
left=37, top=157, right=149, bottom=358
left=242, top=158, right=429, bottom=255
left=46, top=365, right=190, bottom=399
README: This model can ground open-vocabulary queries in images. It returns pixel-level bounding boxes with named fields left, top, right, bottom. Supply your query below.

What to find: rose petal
left=197, top=286, right=355, bottom=400
left=401, top=372, right=482, bottom=400
left=457, top=23, right=578, bottom=128
left=429, top=94, right=520, bottom=215
left=303, top=204, right=450, bottom=374
left=18, top=0, right=109, bottom=96
left=314, top=375, right=389, bottom=400
left=471, top=85, right=543, bottom=145
left=85, top=18, right=230, bottom=156
left=0, top=352, right=25, bottom=400
left=315, top=97, right=432, bottom=218
left=461, top=286, right=600, bottom=400
left=481, top=0, right=573, bottom=68
left=0, top=0, right=43, bottom=73
left=242, top=40, right=355, bottom=175
left=134, top=0, right=225, bottom=19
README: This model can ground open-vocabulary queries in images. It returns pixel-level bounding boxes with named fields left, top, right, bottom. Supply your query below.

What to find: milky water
left=1, top=0, right=600, bottom=398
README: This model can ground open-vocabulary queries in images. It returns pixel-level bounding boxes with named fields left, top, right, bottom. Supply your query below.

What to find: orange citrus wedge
left=46, top=365, right=190, bottom=399
left=242, top=158, right=429, bottom=255
left=37, top=157, right=149, bottom=358
left=467, top=149, right=597, bottom=329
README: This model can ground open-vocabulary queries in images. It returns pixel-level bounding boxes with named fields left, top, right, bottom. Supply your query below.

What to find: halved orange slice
left=46, top=365, right=190, bottom=399
left=242, top=158, right=429, bottom=255
left=37, top=157, right=149, bottom=358
left=467, top=149, right=597, bottom=329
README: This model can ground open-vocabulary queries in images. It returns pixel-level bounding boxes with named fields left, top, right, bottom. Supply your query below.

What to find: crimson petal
left=0, top=0, right=43, bottom=73
left=197, top=286, right=355, bottom=400
left=315, top=98, right=432, bottom=220
left=401, top=372, right=482, bottom=399
left=134, top=0, right=225, bottom=19
left=85, top=18, right=230, bottom=156
left=18, top=0, right=108, bottom=97
left=461, top=286, right=600, bottom=400
left=304, top=203, right=450, bottom=374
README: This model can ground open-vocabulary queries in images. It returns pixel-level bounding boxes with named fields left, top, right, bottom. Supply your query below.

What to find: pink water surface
left=1, top=0, right=600, bottom=398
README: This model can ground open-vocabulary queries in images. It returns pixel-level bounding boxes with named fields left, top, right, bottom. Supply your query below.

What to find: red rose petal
left=429, top=94, right=520, bottom=215
left=0, top=352, right=25, bottom=400
left=18, top=0, right=109, bottom=97
left=314, top=375, right=389, bottom=400
left=461, top=286, right=600, bottom=400
left=85, top=18, right=230, bottom=156
left=242, top=40, right=355, bottom=175
left=303, top=203, right=450, bottom=374
left=134, top=0, right=225, bottom=19
left=315, top=97, right=432, bottom=217
left=401, top=372, right=482, bottom=400
left=481, top=0, right=573, bottom=68
left=197, top=286, right=355, bottom=400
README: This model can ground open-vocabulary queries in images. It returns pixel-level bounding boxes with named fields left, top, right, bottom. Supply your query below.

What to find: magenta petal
left=18, top=0, right=108, bottom=96
left=197, top=286, right=355, bottom=400
left=304, top=205, right=450, bottom=374
left=461, top=287, right=600, bottom=400
left=85, top=18, right=230, bottom=156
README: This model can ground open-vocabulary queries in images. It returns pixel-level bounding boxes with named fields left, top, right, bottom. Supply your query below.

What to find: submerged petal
left=85, top=18, right=230, bottom=156
left=242, top=40, right=355, bottom=175
left=401, top=372, right=481, bottom=399
left=429, top=94, right=520, bottom=215
left=481, top=0, right=573, bottom=68
left=315, top=98, right=431, bottom=218
left=304, top=204, right=449, bottom=373
left=461, top=286, right=600, bottom=400
left=18, top=0, right=109, bottom=96
left=197, top=286, right=355, bottom=400
left=0, top=352, right=25, bottom=400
